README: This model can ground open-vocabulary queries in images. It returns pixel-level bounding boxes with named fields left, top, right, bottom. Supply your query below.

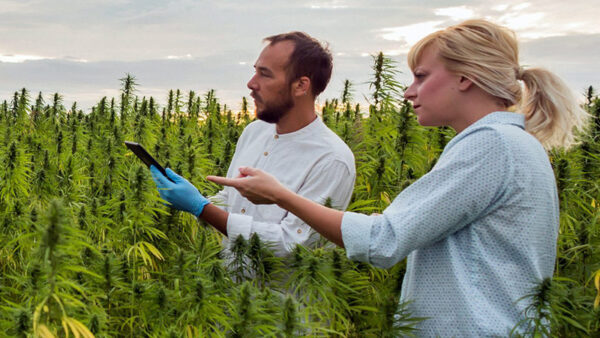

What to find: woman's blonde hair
left=407, top=19, right=589, bottom=150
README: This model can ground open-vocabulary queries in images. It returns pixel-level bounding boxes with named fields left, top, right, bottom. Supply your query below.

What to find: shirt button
left=297, top=229, right=302, bottom=234
left=274, top=135, right=279, bottom=139
left=241, top=208, right=246, bottom=214
left=264, top=151, right=268, bottom=156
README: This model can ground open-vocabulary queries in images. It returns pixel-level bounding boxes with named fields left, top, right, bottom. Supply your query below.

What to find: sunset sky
left=1, top=0, right=599, bottom=111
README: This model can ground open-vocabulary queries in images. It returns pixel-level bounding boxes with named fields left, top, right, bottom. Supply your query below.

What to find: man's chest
left=230, top=137, right=323, bottom=191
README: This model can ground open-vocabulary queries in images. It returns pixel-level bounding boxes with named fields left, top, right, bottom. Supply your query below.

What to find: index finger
left=206, top=175, right=242, bottom=188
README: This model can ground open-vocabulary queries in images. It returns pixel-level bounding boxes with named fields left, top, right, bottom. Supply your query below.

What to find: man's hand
left=207, top=167, right=288, bottom=205
left=150, top=165, right=209, bottom=217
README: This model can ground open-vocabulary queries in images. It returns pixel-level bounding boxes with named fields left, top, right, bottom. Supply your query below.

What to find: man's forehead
left=255, top=40, right=294, bottom=70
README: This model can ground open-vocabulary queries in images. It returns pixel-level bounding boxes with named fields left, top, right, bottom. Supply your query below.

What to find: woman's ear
left=458, top=76, right=474, bottom=91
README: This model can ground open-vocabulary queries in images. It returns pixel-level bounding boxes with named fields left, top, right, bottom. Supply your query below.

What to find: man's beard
left=254, top=91, right=294, bottom=124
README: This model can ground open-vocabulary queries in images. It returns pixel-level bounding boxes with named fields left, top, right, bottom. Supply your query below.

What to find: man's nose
left=247, top=75, right=258, bottom=90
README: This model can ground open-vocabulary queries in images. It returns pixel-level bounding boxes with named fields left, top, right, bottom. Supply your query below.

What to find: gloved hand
left=150, top=165, right=210, bottom=217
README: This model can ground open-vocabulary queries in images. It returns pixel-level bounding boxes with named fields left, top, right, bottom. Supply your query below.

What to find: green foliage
left=0, top=58, right=598, bottom=337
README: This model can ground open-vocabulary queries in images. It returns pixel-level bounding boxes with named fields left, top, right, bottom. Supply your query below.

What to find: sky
left=1, top=0, right=599, bottom=112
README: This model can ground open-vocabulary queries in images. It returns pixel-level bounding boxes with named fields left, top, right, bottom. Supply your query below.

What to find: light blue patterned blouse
left=341, top=112, right=559, bottom=337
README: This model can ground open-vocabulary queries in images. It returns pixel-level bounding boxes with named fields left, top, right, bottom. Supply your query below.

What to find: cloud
left=490, top=1, right=600, bottom=39
left=0, top=54, right=91, bottom=64
left=166, top=54, right=193, bottom=60
left=512, top=2, right=532, bottom=11
left=434, top=6, right=476, bottom=21
left=378, top=21, right=444, bottom=55
left=0, top=54, right=53, bottom=63
left=492, top=4, right=510, bottom=11
left=307, top=0, right=349, bottom=9
left=63, top=56, right=89, bottom=63
left=309, top=4, right=348, bottom=9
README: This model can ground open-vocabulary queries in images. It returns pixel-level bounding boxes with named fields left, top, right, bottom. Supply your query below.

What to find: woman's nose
left=404, top=83, right=416, bottom=101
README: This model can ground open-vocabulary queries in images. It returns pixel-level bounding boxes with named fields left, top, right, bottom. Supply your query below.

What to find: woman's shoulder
left=447, top=112, right=539, bottom=154
left=444, top=125, right=512, bottom=158
left=442, top=119, right=550, bottom=181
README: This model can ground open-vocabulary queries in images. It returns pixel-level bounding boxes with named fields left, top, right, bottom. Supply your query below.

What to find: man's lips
left=250, top=92, right=261, bottom=103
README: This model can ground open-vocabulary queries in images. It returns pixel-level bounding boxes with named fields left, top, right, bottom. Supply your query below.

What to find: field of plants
left=0, top=54, right=599, bottom=337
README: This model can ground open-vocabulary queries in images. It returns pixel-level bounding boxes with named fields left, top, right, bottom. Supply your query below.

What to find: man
left=151, top=32, right=355, bottom=257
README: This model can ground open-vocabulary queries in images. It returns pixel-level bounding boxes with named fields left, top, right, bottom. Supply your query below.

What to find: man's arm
left=151, top=159, right=354, bottom=253
left=202, top=188, right=230, bottom=235
left=199, top=204, right=229, bottom=235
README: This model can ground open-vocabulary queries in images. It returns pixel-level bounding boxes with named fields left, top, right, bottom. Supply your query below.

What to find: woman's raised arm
left=207, top=166, right=346, bottom=247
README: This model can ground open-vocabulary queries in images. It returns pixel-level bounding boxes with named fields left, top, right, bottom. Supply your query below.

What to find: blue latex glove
left=150, top=165, right=210, bottom=217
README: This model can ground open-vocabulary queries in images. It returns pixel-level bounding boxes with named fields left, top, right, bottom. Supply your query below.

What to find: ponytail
left=520, top=68, right=590, bottom=150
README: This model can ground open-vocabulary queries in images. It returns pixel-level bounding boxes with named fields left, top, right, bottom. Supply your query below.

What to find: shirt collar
left=467, top=111, right=525, bottom=130
left=443, top=112, right=525, bottom=155
left=274, top=115, right=323, bottom=139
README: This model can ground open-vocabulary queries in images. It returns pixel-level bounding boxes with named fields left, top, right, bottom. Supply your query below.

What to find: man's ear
left=458, top=75, right=474, bottom=91
left=292, top=76, right=311, bottom=97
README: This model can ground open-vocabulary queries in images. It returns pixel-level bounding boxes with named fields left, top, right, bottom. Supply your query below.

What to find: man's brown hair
left=264, top=32, right=333, bottom=97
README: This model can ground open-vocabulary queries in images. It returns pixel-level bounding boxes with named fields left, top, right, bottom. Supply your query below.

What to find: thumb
left=165, top=168, right=183, bottom=183
left=238, top=166, right=259, bottom=177
left=150, top=165, right=170, bottom=186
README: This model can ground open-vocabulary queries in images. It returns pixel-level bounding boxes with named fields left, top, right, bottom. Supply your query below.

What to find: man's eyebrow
left=255, top=66, right=272, bottom=74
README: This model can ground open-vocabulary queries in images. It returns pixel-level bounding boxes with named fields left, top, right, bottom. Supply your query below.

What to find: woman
left=207, top=20, right=589, bottom=336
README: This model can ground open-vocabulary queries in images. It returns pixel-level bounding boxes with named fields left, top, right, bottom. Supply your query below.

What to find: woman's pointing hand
left=207, top=166, right=289, bottom=205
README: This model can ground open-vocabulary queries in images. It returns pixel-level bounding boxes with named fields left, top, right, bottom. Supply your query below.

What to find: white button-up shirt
left=213, top=117, right=356, bottom=257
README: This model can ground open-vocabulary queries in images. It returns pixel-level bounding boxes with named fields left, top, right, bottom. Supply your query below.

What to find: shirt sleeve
left=341, top=127, right=513, bottom=269
left=227, top=157, right=356, bottom=257
left=209, top=188, right=229, bottom=211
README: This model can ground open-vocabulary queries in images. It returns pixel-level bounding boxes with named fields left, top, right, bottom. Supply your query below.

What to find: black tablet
left=125, top=141, right=173, bottom=182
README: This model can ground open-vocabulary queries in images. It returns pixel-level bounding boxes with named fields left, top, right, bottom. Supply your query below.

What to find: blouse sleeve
left=341, top=127, right=513, bottom=269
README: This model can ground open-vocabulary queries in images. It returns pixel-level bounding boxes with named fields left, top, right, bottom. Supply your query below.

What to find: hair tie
left=515, top=66, right=525, bottom=80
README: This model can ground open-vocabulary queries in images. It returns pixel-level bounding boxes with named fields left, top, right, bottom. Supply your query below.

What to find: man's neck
left=275, top=100, right=317, bottom=134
